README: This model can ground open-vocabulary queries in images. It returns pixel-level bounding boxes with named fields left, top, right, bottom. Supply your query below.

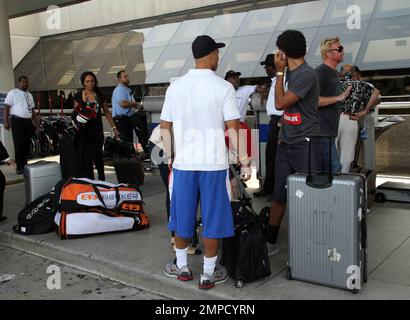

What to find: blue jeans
left=320, top=138, right=342, bottom=173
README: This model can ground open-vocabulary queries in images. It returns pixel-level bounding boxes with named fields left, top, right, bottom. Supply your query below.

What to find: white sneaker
left=268, top=243, right=279, bottom=256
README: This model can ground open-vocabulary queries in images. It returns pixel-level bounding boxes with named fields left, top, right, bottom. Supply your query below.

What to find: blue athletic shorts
left=169, top=169, right=234, bottom=239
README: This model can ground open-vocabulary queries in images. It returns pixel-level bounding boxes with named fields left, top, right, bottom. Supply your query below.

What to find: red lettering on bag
left=283, top=112, right=302, bottom=125
left=81, top=194, right=98, bottom=201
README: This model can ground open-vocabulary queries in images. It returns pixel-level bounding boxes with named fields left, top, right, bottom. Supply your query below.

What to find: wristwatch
left=276, top=71, right=285, bottom=77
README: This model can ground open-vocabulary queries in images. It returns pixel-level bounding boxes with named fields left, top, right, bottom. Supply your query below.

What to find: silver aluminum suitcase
left=24, top=161, right=62, bottom=204
left=286, top=139, right=367, bottom=293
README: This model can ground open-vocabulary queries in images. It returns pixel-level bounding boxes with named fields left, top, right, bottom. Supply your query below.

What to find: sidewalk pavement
left=1, top=160, right=410, bottom=300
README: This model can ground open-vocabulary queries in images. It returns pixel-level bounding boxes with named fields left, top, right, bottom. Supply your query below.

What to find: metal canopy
left=7, top=0, right=89, bottom=18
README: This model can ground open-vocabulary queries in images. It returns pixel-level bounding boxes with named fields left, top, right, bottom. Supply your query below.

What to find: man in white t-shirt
left=3, top=76, right=36, bottom=174
left=160, top=35, right=250, bottom=290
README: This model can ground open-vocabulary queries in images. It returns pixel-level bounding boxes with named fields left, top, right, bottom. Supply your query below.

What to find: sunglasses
left=328, top=45, right=344, bottom=53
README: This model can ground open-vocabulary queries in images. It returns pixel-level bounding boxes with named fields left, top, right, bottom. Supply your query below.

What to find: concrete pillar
left=0, top=0, right=15, bottom=159
left=0, top=0, right=14, bottom=91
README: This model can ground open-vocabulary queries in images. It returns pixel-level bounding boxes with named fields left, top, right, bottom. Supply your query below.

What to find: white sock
left=203, top=256, right=217, bottom=276
left=176, top=247, right=188, bottom=269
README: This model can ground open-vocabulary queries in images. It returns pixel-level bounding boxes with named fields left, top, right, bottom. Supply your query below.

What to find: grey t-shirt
left=315, top=63, right=342, bottom=137
left=280, top=62, right=321, bottom=145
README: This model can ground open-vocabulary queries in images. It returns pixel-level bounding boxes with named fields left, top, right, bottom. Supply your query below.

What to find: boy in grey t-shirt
left=263, top=30, right=322, bottom=251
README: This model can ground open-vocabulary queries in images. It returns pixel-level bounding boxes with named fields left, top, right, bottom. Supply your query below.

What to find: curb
left=0, top=229, right=238, bottom=300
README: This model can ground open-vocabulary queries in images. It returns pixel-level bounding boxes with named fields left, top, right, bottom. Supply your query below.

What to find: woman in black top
left=73, top=71, right=119, bottom=180
left=0, top=141, right=15, bottom=222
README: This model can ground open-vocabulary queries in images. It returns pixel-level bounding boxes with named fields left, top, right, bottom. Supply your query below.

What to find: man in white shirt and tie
left=3, top=76, right=36, bottom=174
left=254, top=54, right=284, bottom=199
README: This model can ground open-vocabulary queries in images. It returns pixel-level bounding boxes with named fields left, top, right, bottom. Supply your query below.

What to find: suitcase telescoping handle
left=306, top=134, right=333, bottom=189
left=229, top=164, right=251, bottom=203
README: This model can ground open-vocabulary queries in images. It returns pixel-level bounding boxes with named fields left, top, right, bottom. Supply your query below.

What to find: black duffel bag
left=13, top=193, right=57, bottom=235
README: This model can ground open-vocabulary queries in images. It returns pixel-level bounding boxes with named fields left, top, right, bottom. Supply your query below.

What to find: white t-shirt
left=266, top=77, right=283, bottom=117
left=160, top=69, right=240, bottom=171
left=236, top=85, right=256, bottom=122
left=4, top=89, right=35, bottom=119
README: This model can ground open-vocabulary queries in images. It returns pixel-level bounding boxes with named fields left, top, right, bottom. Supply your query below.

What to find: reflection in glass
left=277, top=0, right=330, bottom=30
left=237, top=6, right=286, bottom=36
left=142, top=23, right=180, bottom=48
left=169, top=18, right=212, bottom=45
left=205, top=13, right=247, bottom=39
left=146, top=44, right=192, bottom=83
left=218, top=34, right=271, bottom=78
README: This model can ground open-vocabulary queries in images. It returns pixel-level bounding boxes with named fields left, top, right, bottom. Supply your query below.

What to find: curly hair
left=276, top=30, right=307, bottom=59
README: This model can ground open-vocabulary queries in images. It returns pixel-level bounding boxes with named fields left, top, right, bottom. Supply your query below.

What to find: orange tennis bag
left=53, top=178, right=149, bottom=239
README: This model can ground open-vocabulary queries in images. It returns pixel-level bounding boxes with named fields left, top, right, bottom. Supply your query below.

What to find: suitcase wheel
left=286, top=267, right=292, bottom=281
left=351, top=288, right=359, bottom=294
left=235, top=280, right=244, bottom=288
left=375, top=192, right=386, bottom=203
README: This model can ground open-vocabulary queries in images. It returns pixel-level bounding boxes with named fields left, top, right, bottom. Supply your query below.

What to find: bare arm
left=318, top=86, right=352, bottom=108
left=102, top=102, right=120, bottom=137
left=225, top=119, right=251, bottom=180
left=3, top=105, right=11, bottom=130
left=160, top=120, right=173, bottom=165
left=350, top=88, right=381, bottom=121
left=119, top=100, right=141, bottom=109
left=274, top=75, right=300, bottom=110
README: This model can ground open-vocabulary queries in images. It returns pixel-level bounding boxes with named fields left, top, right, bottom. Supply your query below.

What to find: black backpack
left=13, top=193, right=58, bottom=235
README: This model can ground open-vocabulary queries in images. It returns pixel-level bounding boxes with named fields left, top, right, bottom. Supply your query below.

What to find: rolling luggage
left=286, top=136, right=367, bottom=293
left=24, top=161, right=62, bottom=204
left=221, top=166, right=271, bottom=288
left=114, top=154, right=145, bottom=186
left=60, top=136, right=77, bottom=179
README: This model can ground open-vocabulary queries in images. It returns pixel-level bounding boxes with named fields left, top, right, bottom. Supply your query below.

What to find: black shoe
left=254, top=189, right=269, bottom=198
left=16, top=169, right=24, bottom=175
left=0, top=216, right=7, bottom=223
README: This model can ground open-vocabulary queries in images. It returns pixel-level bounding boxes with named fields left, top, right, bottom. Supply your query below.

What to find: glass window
left=146, top=44, right=192, bottom=83
left=374, top=0, right=410, bottom=18
left=43, top=39, right=73, bottom=62
left=123, top=46, right=159, bottom=84
left=103, top=33, right=125, bottom=50
left=359, top=16, right=410, bottom=70
left=142, top=23, right=181, bottom=48
left=204, top=13, right=247, bottom=39
left=217, top=34, right=272, bottom=78
left=127, top=28, right=152, bottom=47
left=277, top=0, right=330, bottom=31
left=169, top=18, right=212, bottom=45
left=237, top=6, right=286, bottom=36
left=322, top=0, right=377, bottom=25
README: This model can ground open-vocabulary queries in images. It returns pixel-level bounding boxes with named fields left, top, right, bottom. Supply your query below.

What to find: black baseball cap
left=260, top=53, right=275, bottom=67
left=192, top=35, right=226, bottom=59
left=224, top=70, right=241, bottom=80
